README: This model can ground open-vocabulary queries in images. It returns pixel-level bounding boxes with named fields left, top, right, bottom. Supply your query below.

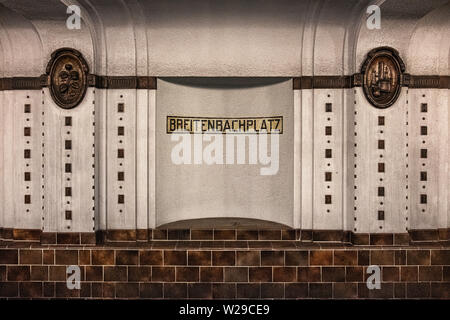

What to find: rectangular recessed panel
left=378, top=210, right=385, bottom=220
left=378, top=140, right=385, bottom=149
left=325, top=103, right=332, bottom=112
left=118, top=172, right=124, bottom=181
left=420, top=171, right=427, bottom=181
left=65, top=140, right=72, bottom=150
left=24, top=127, right=31, bottom=136
left=378, top=116, right=385, bottom=126
left=325, top=172, right=332, bottom=182
left=65, top=187, right=72, bottom=197
left=65, top=163, right=72, bottom=173
left=118, top=126, right=125, bottom=136
left=325, top=149, right=332, bottom=158
left=378, top=163, right=385, bottom=173
left=24, top=172, right=31, bottom=181
left=325, top=126, right=332, bottom=135
left=325, top=195, right=332, bottom=204
left=118, top=194, right=125, bottom=204
left=378, top=187, right=385, bottom=197
left=421, top=103, right=428, bottom=112
left=24, top=194, right=31, bottom=204
left=24, top=104, right=31, bottom=113
left=118, top=103, right=125, bottom=113
left=24, top=149, right=31, bottom=159
left=65, top=210, right=72, bottom=220
left=420, top=194, right=427, bottom=204
left=420, top=149, right=427, bottom=158
left=65, top=117, right=72, bottom=126
left=421, top=126, right=427, bottom=135
left=118, top=149, right=124, bottom=158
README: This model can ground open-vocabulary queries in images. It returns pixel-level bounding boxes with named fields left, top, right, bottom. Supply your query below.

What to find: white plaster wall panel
left=300, top=89, right=313, bottom=229
left=355, top=0, right=448, bottom=70
left=136, top=89, right=148, bottom=230
left=148, top=90, right=156, bottom=229
left=94, top=89, right=107, bottom=231
left=0, top=91, right=3, bottom=228
left=1, top=91, right=43, bottom=229
left=106, top=90, right=136, bottom=230
left=143, top=0, right=308, bottom=76
left=32, top=20, right=94, bottom=71
left=353, top=88, right=408, bottom=233
left=312, top=89, right=343, bottom=230
left=407, top=3, right=450, bottom=75
left=43, top=88, right=95, bottom=232
left=343, top=89, right=356, bottom=231
left=408, top=89, right=448, bottom=230
left=156, top=79, right=294, bottom=227
left=0, top=7, right=43, bottom=76
left=293, top=90, right=301, bottom=229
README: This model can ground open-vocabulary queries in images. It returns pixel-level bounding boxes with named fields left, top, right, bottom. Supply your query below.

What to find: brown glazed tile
left=191, top=230, right=213, bottom=240
left=309, top=283, right=332, bottom=298
left=40, top=232, right=57, bottom=244
left=212, top=251, right=235, bottom=266
left=43, top=250, right=54, bottom=265
left=164, top=283, right=187, bottom=299
left=261, top=283, right=284, bottom=299
left=200, top=267, right=223, bottom=282
left=394, top=282, right=406, bottom=298
left=140, top=283, right=163, bottom=298
left=249, top=267, right=272, bottom=282
left=299, top=230, right=313, bottom=241
left=168, top=229, right=190, bottom=240
left=107, top=230, right=136, bottom=242
left=136, top=229, right=148, bottom=241
left=201, top=241, right=225, bottom=249
left=214, top=230, right=236, bottom=240
left=237, top=230, right=258, bottom=240
left=213, top=283, right=236, bottom=299
left=43, top=282, right=55, bottom=298
left=334, top=250, right=357, bottom=265
left=116, top=250, right=139, bottom=265
left=313, top=230, right=343, bottom=242
left=407, top=283, right=430, bottom=298
left=176, top=267, right=199, bottom=282
left=176, top=241, right=202, bottom=250
left=407, top=250, right=430, bottom=265
left=285, top=251, right=308, bottom=266
left=0, top=249, right=18, bottom=264
left=395, top=250, right=406, bottom=265
left=19, top=249, right=42, bottom=264
left=104, top=266, right=127, bottom=281
left=7, top=266, right=30, bottom=281
left=91, top=283, right=103, bottom=298
left=13, top=229, right=41, bottom=241
left=224, top=241, right=248, bottom=249
left=282, top=230, right=296, bottom=240
left=49, top=266, right=66, bottom=281
left=394, top=233, right=410, bottom=246
left=401, top=266, right=418, bottom=282
left=419, top=266, right=442, bottom=281
left=322, top=267, right=345, bottom=282
left=0, top=282, right=18, bottom=297
left=358, top=250, right=370, bottom=266
left=224, top=267, right=248, bottom=282
left=152, top=229, right=168, bottom=240
left=188, top=283, right=212, bottom=299
left=81, top=233, right=96, bottom=245
left=55, top=250, right=78, bottom=265
left=188, top=251, right=212, bottom=265
left=85, top=266, right=103, bottom=281
left=237, top=283, right=260, bottom=299
left=79, top=250, right=91, bottom=265
left=30, top=266, right=48, bottom=281
left=346, top=266, right=364, bottom=282
left=19, top=282, right=42, bottom=298
left=351, top=233, right=370, bottom=245
left=431, top=249, right=450, bottom=265
left=92, top=250, right=115, bottom=265
left=236, top=251, right=260, bottom=266
left=259, top=230, right=281, bottom=240
left=370, top=233, right=393, bottom=245
left=409, top=229, right=439, bottom=242
left=273, top=267, right=296, bottom=282
left=164, top=250, right=187, bottom=265
left=431, top=283, right=450, bottom=299
left=116, top=283, right=139, bottom=298
left=128, top=266, right=152, bottom=281
left=297, top=267, right=321, bottom=282
left=382, top=266, right=400, bottom=282
left=285, top=283, right=308, bottom=299
left=103, top=283, right=115, bottom=298
left=371, top=250, right=394, bottom=265
left=0, top=266, right=5, bottom=281
left=444, top=266, right=450, bottom=281
left=334, top=283, right=358, bottom=299
left=56, top=282, right=80, bottom=298
left=358, top=283, right=394, bottom=299
left=140, top=250, right=163, bottom=265
left=152, top=267, right=175, bottom=282
left=261, top=251, right=284, bottom=266
left=310, top=250, right=333, bottom=265
left=57, top=233, right=81, bottom=245
left=80, top=283, right=91, bottom=298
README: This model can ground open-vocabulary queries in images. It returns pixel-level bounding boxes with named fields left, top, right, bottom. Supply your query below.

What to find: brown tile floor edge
left=0, top=248, right=449, bottom=299
left=0, top=228, right=449, bottom=246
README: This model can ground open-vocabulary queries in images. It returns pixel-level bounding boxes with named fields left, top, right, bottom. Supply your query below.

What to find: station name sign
left=167, top=116, right=283, bottom=134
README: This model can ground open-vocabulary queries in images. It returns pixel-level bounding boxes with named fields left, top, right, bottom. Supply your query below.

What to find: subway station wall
left=0, top=0, right=449, bottom=236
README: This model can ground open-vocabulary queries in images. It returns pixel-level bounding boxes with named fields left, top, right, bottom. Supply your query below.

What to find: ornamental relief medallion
left=361, top=47, right=405, bottom=109
left=46, top=48, right=89, bottom=109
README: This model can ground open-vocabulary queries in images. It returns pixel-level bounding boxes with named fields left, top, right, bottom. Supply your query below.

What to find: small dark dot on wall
left=120, top=95, right=123, bottom=98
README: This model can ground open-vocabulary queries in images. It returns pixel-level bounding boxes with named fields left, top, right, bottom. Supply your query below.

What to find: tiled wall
left=0, top=247, right=448, bottom=299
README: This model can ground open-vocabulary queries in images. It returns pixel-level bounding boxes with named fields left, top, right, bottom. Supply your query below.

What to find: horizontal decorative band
left=1, top=75, right=448, bottom=91
left=1, top=227, right=449, bottom=246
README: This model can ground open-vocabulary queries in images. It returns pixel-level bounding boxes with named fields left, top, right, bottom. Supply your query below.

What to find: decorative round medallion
left=46, top=48, right=89, bottom=109
left=361, top=47, right=405, bottom=109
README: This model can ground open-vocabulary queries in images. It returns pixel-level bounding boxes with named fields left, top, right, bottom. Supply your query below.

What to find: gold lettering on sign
left=167, top=116, right=283, bottom=134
